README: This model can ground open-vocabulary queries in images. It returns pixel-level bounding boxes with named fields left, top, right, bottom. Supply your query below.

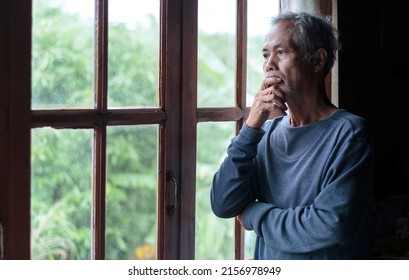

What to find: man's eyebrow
left=262, top=44, right=284, bottom=52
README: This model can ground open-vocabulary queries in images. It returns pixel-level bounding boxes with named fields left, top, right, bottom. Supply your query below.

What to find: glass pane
left=31, top=128, right=93, bottom=260
left=32, top=0, right=94, bottom=109
left=198, top=0, right=236, bottom=107
left=108, top=1, right=160, bottom=108
left=196, top=122, right=236, bottom=259
left=246, top=0, right=280, bottom=107
left=245, top=231, right=257, bottom=259
left=106, top=125, right=158, bottom=260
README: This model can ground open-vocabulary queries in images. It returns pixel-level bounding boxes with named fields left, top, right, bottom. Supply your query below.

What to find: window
left=31, top=0, right=162, bottom=260
left=3, top=0, right=281, bottom=260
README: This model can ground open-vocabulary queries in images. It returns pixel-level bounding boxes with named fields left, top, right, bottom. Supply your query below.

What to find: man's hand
left=246, top=77, right=287, bottom=130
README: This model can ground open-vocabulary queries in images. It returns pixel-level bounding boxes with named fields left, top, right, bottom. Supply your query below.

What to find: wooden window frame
left=0, top=0, right=32, bottom=260
left=0, top=0, right=264, bottom=260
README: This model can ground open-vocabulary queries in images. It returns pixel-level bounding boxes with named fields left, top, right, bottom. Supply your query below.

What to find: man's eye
left=277, top=50, right=284, bottom=55
left=262, top=53, right=270, bottom=59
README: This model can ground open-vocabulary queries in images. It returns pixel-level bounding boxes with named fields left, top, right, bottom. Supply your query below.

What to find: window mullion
left=234, top=0, right=248, bottom=260
left=158, top=0, right=198, bottom=260
left=92, top=0, right=108, bottom=260
left=92, top=125, right=107, bottom=259
left=158, top=0, right=184, bottom=259
left=95, top=0, right=108, bottom=112
left=179, top=0, right=198, bottom=260
left=236, top=0, right=248, bottom=114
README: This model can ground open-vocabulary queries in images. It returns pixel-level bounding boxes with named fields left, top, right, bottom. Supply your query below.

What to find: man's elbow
left=210, top=192, right=243, bottom=218
left=211, top=201, right=238, bottom=219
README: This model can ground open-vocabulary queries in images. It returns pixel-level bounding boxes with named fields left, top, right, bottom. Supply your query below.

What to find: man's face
left=262, top=20, right=314, bottom=98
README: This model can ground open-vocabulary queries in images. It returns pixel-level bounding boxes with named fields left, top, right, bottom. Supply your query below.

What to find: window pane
left=246, top=0, right=280, bottom=107
left=32, top=0, right=94, bottom=109
left=108, top=0, right=160, bottom=108
left=245, top=231, right=257, bottom=259
left=106, top=125, right=158, bottom=260
left=198, top=0, right=236, bottom=108
left=31, top=128, right=93, bottom=260
left=196, top=122, right=236, bottom=259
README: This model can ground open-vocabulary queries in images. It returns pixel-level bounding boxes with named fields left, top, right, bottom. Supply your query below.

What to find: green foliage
left=105, top=126, right=158, bottom=260
left=32, top=0, right=94, bottom=108
left=108, top=16, right=159, bottom=107
left=31, top=0, right=264, bottom=260
left=247, top=35, right=265, bottom=104
left=198, top=33, right=236, bottom=107
left=195, top=122, right=236, bottom=259
left=31, top=128, right=93, bottom=259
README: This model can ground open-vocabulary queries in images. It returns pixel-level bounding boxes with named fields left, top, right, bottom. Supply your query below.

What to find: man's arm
left=210, top=124, right=263, bottom=218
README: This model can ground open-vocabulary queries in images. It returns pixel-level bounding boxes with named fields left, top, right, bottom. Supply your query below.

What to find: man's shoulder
left=332, top=109, right=372, bottom=141
left=338, top=108, right=365, bottom=119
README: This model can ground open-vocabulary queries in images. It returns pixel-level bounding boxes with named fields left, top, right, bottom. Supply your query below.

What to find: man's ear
left=313, top=48, right=327, bottom=72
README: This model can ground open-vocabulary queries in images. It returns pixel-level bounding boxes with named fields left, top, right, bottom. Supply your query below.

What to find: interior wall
left=338, top=0, right=409, bottom=196
left=337, top=0, right=409, bottom=258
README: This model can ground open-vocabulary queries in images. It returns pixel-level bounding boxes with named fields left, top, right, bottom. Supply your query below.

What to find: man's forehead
left=266, top=20, right=293, bottom=37
left=264, top=21, right=294, bottom=46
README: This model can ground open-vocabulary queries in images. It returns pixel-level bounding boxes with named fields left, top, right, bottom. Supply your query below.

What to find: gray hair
left=271, top=11, right=341, bottom=76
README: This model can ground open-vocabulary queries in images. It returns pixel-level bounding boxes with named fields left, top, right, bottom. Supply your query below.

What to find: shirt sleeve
left=242, top=129, right=374, bottom=253
left=210, top=124, right=264, bottom=218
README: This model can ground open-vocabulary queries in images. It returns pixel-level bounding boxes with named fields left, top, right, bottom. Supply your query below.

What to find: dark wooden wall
left=338, top=1, right=409, bottom=197
left=338, top=0, right=409, bottom=258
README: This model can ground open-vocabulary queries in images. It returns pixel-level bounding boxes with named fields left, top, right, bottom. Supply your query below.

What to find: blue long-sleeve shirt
left=211, top=109, right=374, bottom=259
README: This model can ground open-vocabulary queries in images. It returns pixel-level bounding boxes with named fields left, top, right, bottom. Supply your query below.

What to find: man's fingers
left=260, top=77, right=282, bottom=90
left=247, top=79, right=286, bottom=129
left=258, top=92, right=287, bottom=111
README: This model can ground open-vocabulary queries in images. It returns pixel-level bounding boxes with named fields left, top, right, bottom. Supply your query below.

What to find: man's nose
left=264, top=55, right=277, bottom=71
